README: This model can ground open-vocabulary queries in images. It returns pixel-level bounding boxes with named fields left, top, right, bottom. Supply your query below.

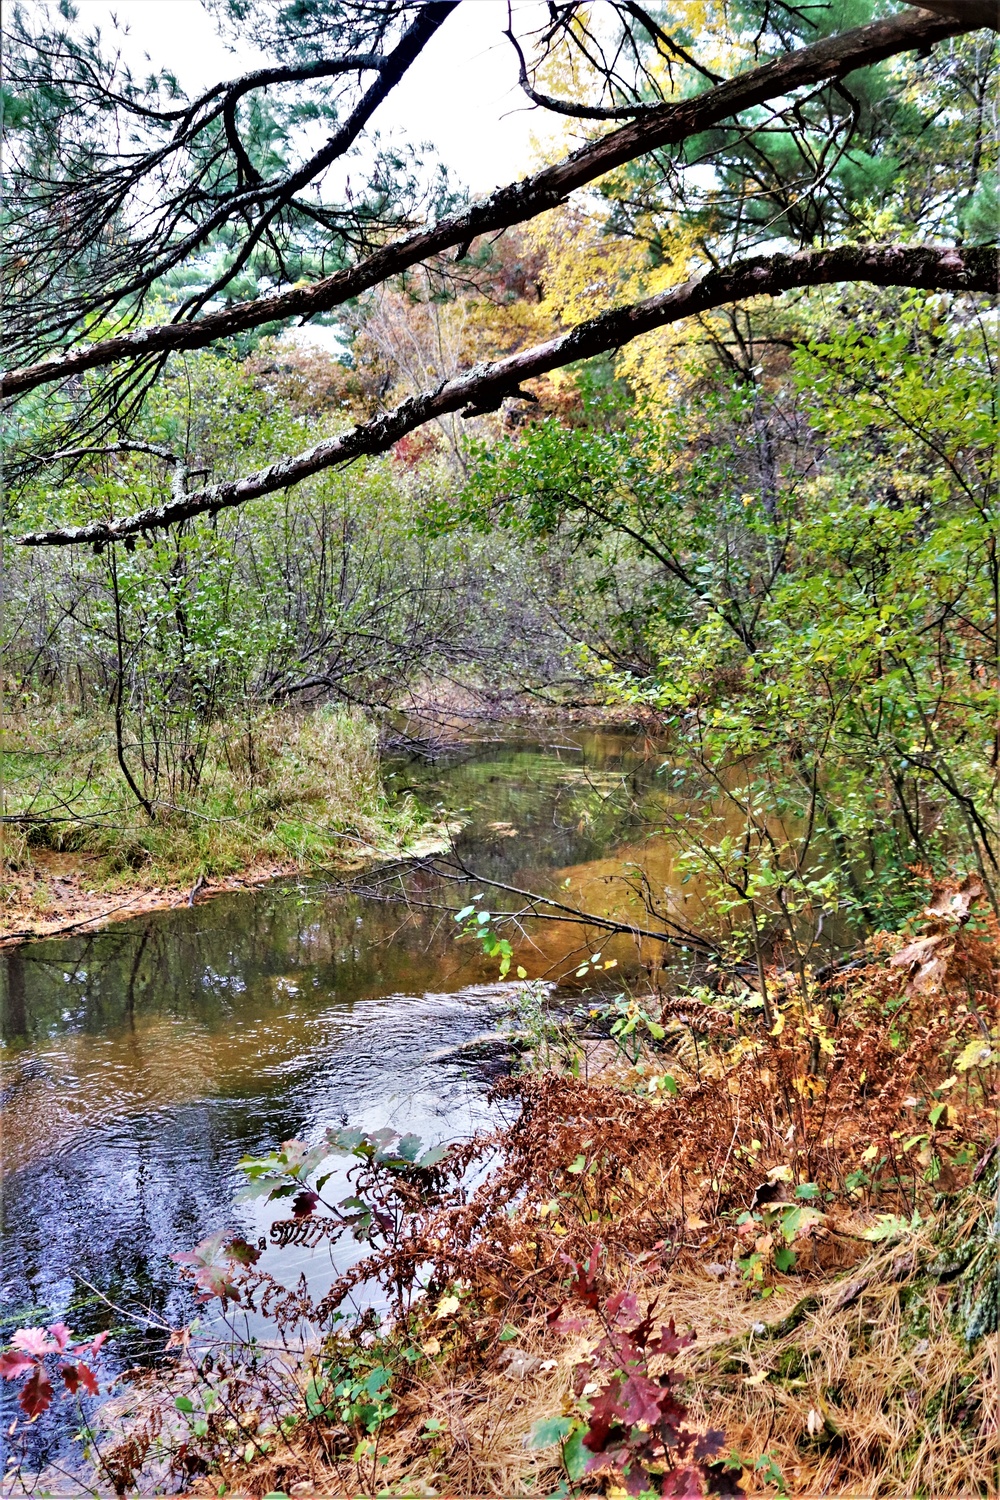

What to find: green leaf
left=234, top=1175, right=286, bottom=1202
left=773, top=1245, right=796, bottom=1272
left=364, top=1367, right=391, bottom=1397
left=862, top=1211, right=922, bottom=1242
left=527, top=1416, right=574, bottom=1450
left=795, top=1182, right=820, bottom=1199
left=562, top=1423, right=590, bottom=1480
left=174, top=1396, right=195, bottom=1413
left=499, top=1325, right=520, bottom=1341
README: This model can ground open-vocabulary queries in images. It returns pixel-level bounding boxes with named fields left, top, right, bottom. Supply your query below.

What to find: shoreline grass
left=1, top=704, right=435, bottom=936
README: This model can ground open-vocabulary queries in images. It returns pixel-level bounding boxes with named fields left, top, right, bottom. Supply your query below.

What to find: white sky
left=71, top=0, right=560, bottom=194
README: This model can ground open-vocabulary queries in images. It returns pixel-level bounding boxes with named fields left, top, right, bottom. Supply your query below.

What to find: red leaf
left=582, top=1387, right=620, bottom=1452
left=563, top=1242, right=602, bottom=1309
left=292, top=1190, right=319, bottom=1220
left=46, top=1323, right=72, bottom=1353
left=604, top=1290, right=643, bottom=1328
left=0, top=1351, right=37, bottom=1380
left=617, top=1371, right=667, bottom=1428
left=695, top=1429, right=726, bottom=1462
left=661, top=1464, right=706, bottom=1497
left=224, top=1237, right=261, bottom=1265
left=10, top=1328, right=57, bottom=1356
left=547, top=1303, right=585, bottom=1333
left=62, top=1365, right=80, bottom=1395
left=649, top=1317, right=695, bottom=1356
left=654, top=1386, right=690, bottom=1441
left=19, top=1367, right=54, bottom=1418
left=583, top=1436, right=632, bottom=1471
left=624, top=1462, right=653, bottom=1497
left=195, top=1266, right=240, bottom=1302
left=76, top=1363, right=99, bottom=1396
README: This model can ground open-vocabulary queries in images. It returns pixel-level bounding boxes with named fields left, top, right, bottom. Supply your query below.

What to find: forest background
left=1, top=1, right=999, bottom=1492
left=2, top=0, right=997, bottom=946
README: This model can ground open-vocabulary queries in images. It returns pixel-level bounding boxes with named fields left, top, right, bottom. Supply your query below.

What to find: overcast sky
left=73, top=0, right=559, bottom=194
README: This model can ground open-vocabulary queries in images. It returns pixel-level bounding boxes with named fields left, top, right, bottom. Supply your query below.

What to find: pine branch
left=2, top=6, right=969, bottom=402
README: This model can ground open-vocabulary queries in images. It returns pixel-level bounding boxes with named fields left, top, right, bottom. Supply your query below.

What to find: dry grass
left=170, top=1221, right=998, bottom=1499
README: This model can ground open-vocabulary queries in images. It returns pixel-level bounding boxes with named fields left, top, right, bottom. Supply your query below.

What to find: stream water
left=2, top=726, right=701, bottom=1471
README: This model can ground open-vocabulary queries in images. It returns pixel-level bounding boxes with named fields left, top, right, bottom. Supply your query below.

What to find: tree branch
left=2, top=6, right=970, bottom=401
left=911, top=0, right=999, bottom=28
left=505, top=21, right=655, bottom=119
left=17, top=243, right=997, bottom=549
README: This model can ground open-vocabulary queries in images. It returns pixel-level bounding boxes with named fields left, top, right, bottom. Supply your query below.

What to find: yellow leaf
left=421, top=1337, right=441, bottom=1356
left=744, top=1370, right=770, bottom=1386
left=770, top=1009, right=786, bottom=1037
left=955, top=1038, right=994, bottom=1072
left=435, top=1294, right=460, bottom=1319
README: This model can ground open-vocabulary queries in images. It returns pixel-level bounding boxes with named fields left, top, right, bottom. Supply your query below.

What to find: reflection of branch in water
left=345, top=851, right=719, bottom=960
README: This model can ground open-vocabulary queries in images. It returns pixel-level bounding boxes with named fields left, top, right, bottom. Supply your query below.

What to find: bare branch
left=36, top=441, right=181, bottom=466
left=505, top=21, right=655, bottom=118
left=2, top=2, right=459, bottom=361
left=17, top=243, right=997, bottom=549
left=2, top=5, right=969, bottom=402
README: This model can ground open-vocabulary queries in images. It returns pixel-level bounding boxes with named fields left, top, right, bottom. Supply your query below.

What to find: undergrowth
left=3, top=876, right=998, bottom=1496
left=2, top=705, right=428, bottom=899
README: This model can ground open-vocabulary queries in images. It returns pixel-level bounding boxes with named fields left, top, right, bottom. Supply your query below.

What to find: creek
left=0, top=725, right=715, bottom=1468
